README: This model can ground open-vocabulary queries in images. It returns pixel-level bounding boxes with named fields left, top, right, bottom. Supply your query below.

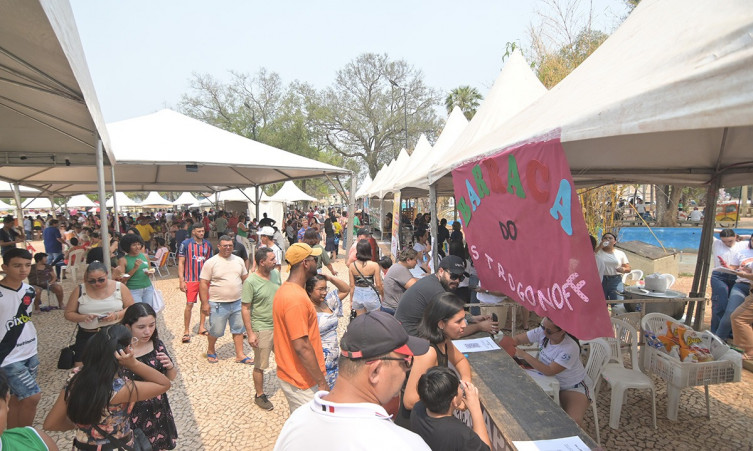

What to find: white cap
left=259, top=226, right=275, bottom=237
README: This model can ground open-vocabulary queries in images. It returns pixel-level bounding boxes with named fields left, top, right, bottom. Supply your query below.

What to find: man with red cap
left=274, top=311, right=431, bottom=450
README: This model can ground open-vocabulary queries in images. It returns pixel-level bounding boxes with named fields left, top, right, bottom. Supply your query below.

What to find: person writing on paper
left=512, top=317, right=590, bottom=427
left=595, top=233, right=630, bottom=300
left=709, top=229, right=746, bottom=334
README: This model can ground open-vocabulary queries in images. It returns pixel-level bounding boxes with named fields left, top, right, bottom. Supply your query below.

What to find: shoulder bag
left=57, top=325, right=78, bottom=370
left=91, top=424, right=152, bottom=451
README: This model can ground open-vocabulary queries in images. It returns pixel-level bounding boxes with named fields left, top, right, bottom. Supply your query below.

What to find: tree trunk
left=656, top=184, right=682, bottom=227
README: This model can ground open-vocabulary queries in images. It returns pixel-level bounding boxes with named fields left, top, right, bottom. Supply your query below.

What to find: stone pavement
left=27, top=257, right=753, bottom=450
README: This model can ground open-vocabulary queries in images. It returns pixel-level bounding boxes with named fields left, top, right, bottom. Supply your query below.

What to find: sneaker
left=255, top=394, right=274, bottom=411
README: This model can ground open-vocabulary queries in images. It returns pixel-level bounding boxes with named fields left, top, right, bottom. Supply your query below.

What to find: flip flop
left=235, top=357, right=254, bottom=365
left=199, top=330, right=209, bottom=336
left=182, top=334, right=191, bottom=343
left=206, top=353, right=219, bottom=364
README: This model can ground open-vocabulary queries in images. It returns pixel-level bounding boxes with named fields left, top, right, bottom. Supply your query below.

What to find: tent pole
left=12, top=184, right=22, bottom=235
left=429, top=184, right=438, bottom=273
left=255, top=186, right=261, bottom=222
left=378, top=198, right=383, bottom=241
left=110, top=165, right=120, bottom=234
left=687, top=180, right=719, bottom=329
left=95, top=138, right=111, bottom=271
left=346, top=174, right=356, bottom=252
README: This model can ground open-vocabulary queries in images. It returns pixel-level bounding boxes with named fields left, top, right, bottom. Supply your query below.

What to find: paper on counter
left=452, top=337, right=500, bottom=353
left=512, top=436, right=590, bottom=450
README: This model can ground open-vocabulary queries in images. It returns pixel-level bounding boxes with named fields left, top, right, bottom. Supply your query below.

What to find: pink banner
left=451, top=138, right=612, bottom=340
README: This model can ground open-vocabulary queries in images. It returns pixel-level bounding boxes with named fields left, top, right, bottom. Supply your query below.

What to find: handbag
left=91, top=424, right=152, bottom=451
left=57, top=326, right=78, bottom=370
left=152, top=289, right=165, bottom=313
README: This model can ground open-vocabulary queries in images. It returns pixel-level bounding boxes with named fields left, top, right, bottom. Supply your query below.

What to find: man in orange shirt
left=272, top=243, right=328, bottom=413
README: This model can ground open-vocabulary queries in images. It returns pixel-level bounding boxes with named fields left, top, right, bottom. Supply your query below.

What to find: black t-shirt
left=410, top=401, right=490, bottom=451
left=0, top=227, right=19, bottom=256
left=394, top=275, right=446, bottom=337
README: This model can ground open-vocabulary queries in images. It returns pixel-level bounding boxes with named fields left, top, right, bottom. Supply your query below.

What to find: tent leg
left=346, top=174, right=356, bottom=252
left=110, top=165, right=120, bottom=234
left=378, top=199, right=383, bottom=241
left=12, top=184, right=23, bottom=235
left=255, top=186, right=261, bottom=222
left=429, top=184, right=438, bottom=273
left=687, top=179, right=719, bottom=329
left=96, top=138, right=111, bottom=271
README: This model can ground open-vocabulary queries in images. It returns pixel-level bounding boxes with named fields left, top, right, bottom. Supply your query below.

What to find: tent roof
left=66, top=194, right=96, bottom=208
left=354, top=175, right=373, bottom=199
left=0, top=199, right=14, bottom=210
left=0, top=0, right=113, bottom=175
left=363, top=162, right=391, bottom=199
left=172, top=192, right=201, bottom=206
left=1, top=109, right=350, bottom=194
left=105, top=192, right=137, bottom=207
left=139, top=191, right=172, bottom=207
left=370, top=149, right=410, bottom=199
left=0, top=182, right=41, bottom=198
left=432, top=0, right=753, bottom=188
left=269, top=181, right=317, bottom=203
left=215, top=188, right=273, bottom=203
left=22, top=197, right=58, bottom=209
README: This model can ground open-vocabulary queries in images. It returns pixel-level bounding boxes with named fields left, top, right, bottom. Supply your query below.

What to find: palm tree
left=445, top=86, right=483, bottom=120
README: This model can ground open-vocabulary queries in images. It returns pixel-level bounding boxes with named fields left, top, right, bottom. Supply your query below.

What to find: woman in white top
left=411, top=228, right=431, bottom=275
left=513, top=317, right=590, bottom=428
left=64, top=261, right=135, bottom=366
left=714, top=235, right=753, bottom=340
left=594, top=233, right=631, bottom=300
left=710, top=229, right=745, bottom=333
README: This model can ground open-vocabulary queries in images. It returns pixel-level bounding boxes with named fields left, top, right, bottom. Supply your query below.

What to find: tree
left=445, top=86, right=483, bottom=120
left=312, top=53, right=442, bottom=179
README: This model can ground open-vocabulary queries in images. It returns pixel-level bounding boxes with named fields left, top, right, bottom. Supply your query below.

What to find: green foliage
left=533, top=28, right=607, bottom=88
left=445, top=86, right=483, bottom=120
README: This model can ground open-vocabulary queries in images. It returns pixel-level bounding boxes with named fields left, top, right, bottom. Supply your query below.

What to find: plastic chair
left=600, top=318, right=657, bottom=430
left=621, top=269, right=644, bottom=285
left=61, top=249, right=86, bottom=283
left=167, top=251, right=177, bottom=267
left=150, top=248, right=170, bottom=278
left=240, top=236, right=253, bottom=259
left=583, top=338, right=611, bottom=446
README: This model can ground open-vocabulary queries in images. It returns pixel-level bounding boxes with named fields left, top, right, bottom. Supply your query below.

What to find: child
left=0, top=248, right=41, bottom=428
left=0, top=371, right=57, bottom=450
left=410, top=366, right=490, bottom=451
left=121, top=303, right=178, bottom=449
left=27, top=253, right=65, bottom=312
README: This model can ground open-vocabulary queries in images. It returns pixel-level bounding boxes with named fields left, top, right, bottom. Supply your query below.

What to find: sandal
left=235, top=357, right=254, bottom=365
left=182, top=334, right=191, bottom=343
left=199, top=330, right=209, bottom=336
left=206, top=353, right=219, bottom=364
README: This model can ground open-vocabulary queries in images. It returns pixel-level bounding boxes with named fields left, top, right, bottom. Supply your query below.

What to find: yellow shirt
left=135, top=224, right=155, bottom=241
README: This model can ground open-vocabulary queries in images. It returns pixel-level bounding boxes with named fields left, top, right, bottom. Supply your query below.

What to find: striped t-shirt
left=179, top=238, right=213, bottom=282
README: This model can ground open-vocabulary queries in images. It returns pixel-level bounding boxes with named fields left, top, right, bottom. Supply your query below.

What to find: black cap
left=439, top=255, right=466, bottom=275
left=341, top=311, right=429, bottom=359
left=3, top=215, right=14, bottom=223
left=357, top=227, right=370, bottom=237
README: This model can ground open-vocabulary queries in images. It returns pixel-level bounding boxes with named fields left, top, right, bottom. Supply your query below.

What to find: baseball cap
left=341, top=311, right=429, bottom=359
left=259, top=226, right=275, bottom=237
left=357, top=227, right=370, bottom=237
left=285, top=242, right=322, bottom=266
left=439, top=255, right=466, bottom=276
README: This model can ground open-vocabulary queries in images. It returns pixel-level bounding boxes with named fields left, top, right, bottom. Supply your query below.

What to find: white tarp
left=0, top=182, right=41, bottom=198
left=106, top=192, right=137, bottom=208
left=22, top=198, right=58, bottom=210
left=362, top=162, right=391, bottom=200
left=0, top=199, right=14, bottom=210
left=66, top=194, right=96, bottom=208
left=431, top=0, right=753, bottom=188
left=369, top=149, right=410, bottom=199
left=139, top=191, right=172, bottom=207
left=172, top=192, right=201, bottom=206
left=354, top=175, right=373, bottom=199
left=391, top=134, right=434, bottom=198
left=269, top=181, right=317, bottom=203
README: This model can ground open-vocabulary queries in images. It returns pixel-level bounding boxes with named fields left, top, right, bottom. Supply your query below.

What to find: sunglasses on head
left=449, top=273, right=465, bottom=282
left=87, top=277, right=107, bottom=285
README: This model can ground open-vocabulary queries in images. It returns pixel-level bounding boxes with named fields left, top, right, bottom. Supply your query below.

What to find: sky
left=69, top=0, right=629, bottom=123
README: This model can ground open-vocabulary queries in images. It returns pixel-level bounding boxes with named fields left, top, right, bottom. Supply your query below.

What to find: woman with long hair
left=512, top=317, right=590, bottom=427
left=43, top=324, right=171, bottom=449
left=306, top=274, right=350, bottom=388
left=323, top=218, right=337, bottom=260
left=396, top=293, right=471, bottom=428
left=117, top=233, right=156, bottom=307
left=64, top=262, right=135, bottom=367
left=348, top=239, right=383, bottom=316
left=121, top=303, right=178, bottom=450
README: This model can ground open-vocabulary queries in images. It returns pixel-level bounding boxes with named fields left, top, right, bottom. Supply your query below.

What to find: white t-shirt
left=526, top=327, right=587, bottom=388
left=476, top=280, right=504, bottom=304
left=712, top=238, right=746, bottom=270
left=595, top=249, right=629, bottom=278
left=730, top=246, right=753, bottom=285
left=261, top=243, right=283, bottom=268
left=200, top=254, right=248, bottom=302
left=0, top=282, right=38, bottom=366
left=274, top=391, right=430, bottom=451
left=689, top=210, right=703, bottom=221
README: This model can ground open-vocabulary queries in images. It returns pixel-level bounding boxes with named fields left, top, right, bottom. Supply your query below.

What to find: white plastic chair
left=240, top=236, right=254, bottom=260
left=61, top=249, right=86, bottom=282
left=600, top=318, right=657, bottom=430
left=150, top=248, right=170, bottom=278
left=621, top=269, right=644, bottom=285
left=583, top=338, right=611, bottom=446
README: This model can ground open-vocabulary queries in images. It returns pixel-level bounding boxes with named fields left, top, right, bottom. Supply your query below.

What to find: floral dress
left=316, top=290, right=343, bottom=388
left=67, top=370, right=134, bottom=447
left=120, top=339, right=178, bottom=450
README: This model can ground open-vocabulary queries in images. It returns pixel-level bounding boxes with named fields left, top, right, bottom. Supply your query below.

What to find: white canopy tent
left=139, top=192, right=172, bottom=207
left=269, top=181, right=317, bottom=203
left=362, top=162, right=391, bottom=200
left=0, top=182, right=41, bottom=198
left=0, top=200, right=14, bottom=211
left=106, top=192, right=137, bottom=208
left=354, top=175, right=373, bottom=199
left=430, top=0, right=753, bottom=188
left=66, top=194, right=96, bottom=208
left=368, top=149, right=410, bottom=199
left=22, top=198, right=58, bottom=210
left=172, top=192, right=201, bottom=206
left=391, top=134, right=435, bottom=198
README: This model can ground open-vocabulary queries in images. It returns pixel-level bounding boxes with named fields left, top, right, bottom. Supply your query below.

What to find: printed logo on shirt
left=6, top=314, right=31, bottom=331
left=560, top=353, right=571, bottom=362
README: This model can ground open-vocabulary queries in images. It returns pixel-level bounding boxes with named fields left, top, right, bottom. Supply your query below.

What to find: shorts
left=561, top=380, right=591, bottom=401
left=208, top=300, right=244, bottom=337
left=185, top=281, right=200, bottom=303
left=278, top=378, right=318, bottom=413
left=352, top=286, right=381, bottom=312
left=252, top=329, right=274, bottom=370
left=3, top=355, right=40, bottom=400
left=130, top=285, right=155, bottom=307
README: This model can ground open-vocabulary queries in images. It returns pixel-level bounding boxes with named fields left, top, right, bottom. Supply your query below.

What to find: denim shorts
left=208, top=300, right=245, bottom=337
left=130, top=285, right=155, bottom=308
left=3, top=355, right=40, bottom=400
left=352, top=287, right=381, bottom=312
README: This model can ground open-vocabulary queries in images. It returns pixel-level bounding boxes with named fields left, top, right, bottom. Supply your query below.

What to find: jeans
left=710, top=271, right=737, bottom=333
left=715, top=281, right=751, bottom=340
left=47, top=253, right=64, bottom=278
left=130, top=284, right=156, bottom=308
left=602, top=275, right=624, bottom=301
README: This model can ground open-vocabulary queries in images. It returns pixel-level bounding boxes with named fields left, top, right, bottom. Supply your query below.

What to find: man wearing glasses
left=199, top=235, right=249, bottom=364
left=274, top=311, right=431, bottom=450
left=395, top=256, right=497, bottom=337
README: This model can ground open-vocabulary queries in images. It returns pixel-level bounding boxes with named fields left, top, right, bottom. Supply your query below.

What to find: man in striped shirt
left=179, top=224, right=213, bottom=343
